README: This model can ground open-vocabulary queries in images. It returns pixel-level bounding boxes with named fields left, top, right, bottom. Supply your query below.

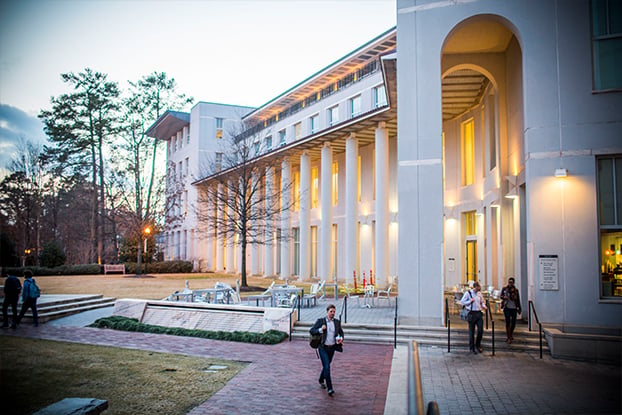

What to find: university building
left=148, top=0, right=621, bottom=334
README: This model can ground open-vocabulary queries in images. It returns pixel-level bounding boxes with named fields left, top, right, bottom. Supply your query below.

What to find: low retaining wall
left=113, top=299, right=296, bottom=334
left=544, top=325, right=622, bottom=365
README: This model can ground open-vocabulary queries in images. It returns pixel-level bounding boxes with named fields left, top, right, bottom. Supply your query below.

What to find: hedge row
left=2, top=260, right=193, bottom=276
left=89, top=315, right=288, bottom=345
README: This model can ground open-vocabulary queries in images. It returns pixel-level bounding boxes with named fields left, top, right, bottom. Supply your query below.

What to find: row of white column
left=209, top=122, right=390, bottom=284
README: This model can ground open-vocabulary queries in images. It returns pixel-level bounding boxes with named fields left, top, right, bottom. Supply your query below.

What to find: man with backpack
left=15, top=270, right=40, bottom=328
left=309, top=304, right=344, bottom=397
left=2, top=268, right=22, bottom=328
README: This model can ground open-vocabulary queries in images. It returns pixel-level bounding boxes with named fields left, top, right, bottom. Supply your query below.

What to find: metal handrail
left=394, top=296, right=398, bottom=349
left=340, top=294, right=348, bottom=323
left=445, top=297, right=451, bottom=353
left=485, top=299, right=496, bottom=356
left=288, top=295, right=300, bottom=342
left=407, top=341, right=440, bottom=415
left=528, top=300, right=544, bottom=359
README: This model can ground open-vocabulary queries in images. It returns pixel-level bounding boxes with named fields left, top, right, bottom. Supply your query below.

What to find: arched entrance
left=440, top=16, right=526, bottom=304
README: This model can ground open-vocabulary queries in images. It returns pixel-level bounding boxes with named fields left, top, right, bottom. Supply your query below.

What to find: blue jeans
left=318, top=346, right=336, bottom=390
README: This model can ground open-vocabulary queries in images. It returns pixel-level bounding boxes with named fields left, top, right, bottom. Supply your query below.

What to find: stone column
left=226, top=180, right=235, bottom=273
left=320, top=143, right=333, bottom=282
left=264, top=166, right=275, bottom=276
left=375, top=122, right=389, bottom=284
left=299, top=151, right=311, bottom=280
left=280, top=159, right=291, bottom=280
left=345, top=133, right=358, bottom=285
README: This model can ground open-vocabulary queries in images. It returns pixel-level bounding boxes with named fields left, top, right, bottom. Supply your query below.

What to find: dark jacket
left=500, top=285, right=522, bottom=313
left=3, top=275, right=21, bottom=297
left=310, top=317, right=344, bottom=352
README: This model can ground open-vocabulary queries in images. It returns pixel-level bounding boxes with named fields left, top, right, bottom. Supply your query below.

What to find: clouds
left=0, top=104, right=47, bottom=172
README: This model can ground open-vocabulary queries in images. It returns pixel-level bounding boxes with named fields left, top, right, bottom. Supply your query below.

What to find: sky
left=0, top=0, right=396, bottom=172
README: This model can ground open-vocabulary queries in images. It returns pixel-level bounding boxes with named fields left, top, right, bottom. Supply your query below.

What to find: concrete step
left=17, top=295, right=116, bottom=324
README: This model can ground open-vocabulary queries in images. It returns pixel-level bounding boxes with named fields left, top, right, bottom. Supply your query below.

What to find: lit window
left=598, top=156, right=622, bottom=298
left=461, top=118, right=475, bottom=186
left=294, top=122, right=302, bottom=139
left=374, top=85, right=387, bottom=107
left=332, top=162, right=338, bottom=206
left=328, top=106, right=339, bottom=126
left=350, top=95, right=361, bottom=118
left=311, top=167, right=319, bottom=208
left=294, top=171, right=300, bottom=211
left=310, top=115, right=319, bottom=133
left=216, top=117, right=223, bottom=139
left=332, top=224, right=338, bottom=279
left=591, top=0, right=622, bottom=90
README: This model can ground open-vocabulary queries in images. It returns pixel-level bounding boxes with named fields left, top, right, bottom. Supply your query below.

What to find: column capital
left=377, top=121, right=387, bottom=129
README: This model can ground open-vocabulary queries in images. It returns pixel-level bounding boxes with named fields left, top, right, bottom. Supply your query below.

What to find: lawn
left=0, top=336, right=246, bottom=415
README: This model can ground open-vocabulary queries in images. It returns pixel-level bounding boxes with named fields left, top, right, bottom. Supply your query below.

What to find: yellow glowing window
left=311, top=167, right=319, bottom=208
left=294, top=171, right=300, bottom=211
left=332, top=162, right=338, bottom=206
left=461, top=118, right=475, bottom=186
left=465, top=211, right=476, bottom=236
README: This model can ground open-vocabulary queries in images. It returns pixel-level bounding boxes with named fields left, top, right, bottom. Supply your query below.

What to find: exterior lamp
left=554, top=168, right=568, bottom=178
left=143, top=226, right=151, bottom=253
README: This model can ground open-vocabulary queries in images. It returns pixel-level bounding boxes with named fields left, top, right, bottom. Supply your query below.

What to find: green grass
left=0, top=337, right=246, bottom=415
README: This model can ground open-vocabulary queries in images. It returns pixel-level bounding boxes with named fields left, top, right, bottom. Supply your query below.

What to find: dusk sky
left=0, top=0, right=396, bottom=173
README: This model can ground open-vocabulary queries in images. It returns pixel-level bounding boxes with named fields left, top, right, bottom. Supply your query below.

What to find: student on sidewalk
left=2, top=268, right=22, bottom=328
left=460, top=281, right=487, bottom=354
left=15, top=270, right=40, bottom=327
left=500, top=276, right=522, bottom=344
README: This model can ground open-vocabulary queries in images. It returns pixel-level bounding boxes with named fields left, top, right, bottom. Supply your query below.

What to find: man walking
left=2, top=269, right=22, bottom=328
left=500, top=276, right=522, bottom=344
left=310, top=304, right=344, bottom=397
left=15, top=270, right=40, bottom=327
left=460, top=281, right=487, bottom=354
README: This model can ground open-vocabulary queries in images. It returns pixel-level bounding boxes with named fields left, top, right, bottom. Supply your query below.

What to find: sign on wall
left=539, top=254, right=559, bottom=290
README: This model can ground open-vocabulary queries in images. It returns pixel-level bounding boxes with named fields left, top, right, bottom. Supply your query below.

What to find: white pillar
left=264, top=166, right=275, bottom=276
left=226, top=180, right=235, bottom=273
left=375, top=122, right=389, bottom=284
left=280, top=160, right=291, bottom=280
left=299, top=152, right=311, bottom=280
left=216, top=183, right=224, bottom=271
left=345, top=133, right=358, bottom=285
left=320, top=143, right=333, bottom=282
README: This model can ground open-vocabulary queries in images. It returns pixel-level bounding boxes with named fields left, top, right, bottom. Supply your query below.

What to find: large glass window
left=293, top=227, right=300, bottom=276
left=311, top=226, right=318, bottom=278
left=332, top=162, right=339, bottom=206
left=294, top=122, right=302, bottom=139
left=591, top=0, right=622, bottom=90
left=461, top=118, right=475, bottom=186
left=293, top=171, right=300, bottom=211
left=310, top=114, right=319, bottom=133
left=374, top=85, right=387, bottom=108
left=279, top=129, right=286, bottom=146
left=311, top=167, right=319, bottom=208
left=328, top=106, right=339, bottom=126
left=350, top=95, right=361, bottom=118
left=598, top=156, right=622, bottom=298
left=332, top=224, right=338, bottom=280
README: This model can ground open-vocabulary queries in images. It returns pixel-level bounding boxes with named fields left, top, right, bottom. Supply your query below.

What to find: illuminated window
left=294, top=171, right=300, bottom=211
left=357, top=155, right=361, bottom=201
left=311, top=226, right=318, bottom=277
left=332, top=224, right=338, bottom=279
left=464, top=211, right=476, bottom=236
left=591, top=0, right=622, bottom=90
left=216, top=118, right=223, bottom=139
left=374, top=85, right=387, bottom=107
left=461, top=118, right=475, bottom=186
left=294, top=122, right=302, bottom=139
left=350, top=95, right=361, bottom=118
left=293, top=227, right=300, bottom=275
left=311, top=167, right=319, bottom=208
left=328, top=106, right=339, bottom=126
left=332, top=162, right=338, bottom=206
left=598, top=156, right=622, bottom=298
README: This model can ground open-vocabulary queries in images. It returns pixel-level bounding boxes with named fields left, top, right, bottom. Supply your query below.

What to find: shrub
left=125, top=260, right=193, bottom=274
left=38, top=240, right=66, bottom=268
left=89, top=316, right=288, bottom=345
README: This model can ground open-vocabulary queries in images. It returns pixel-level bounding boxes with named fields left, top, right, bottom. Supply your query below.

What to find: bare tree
left=196, top=125, right=294, bottom=287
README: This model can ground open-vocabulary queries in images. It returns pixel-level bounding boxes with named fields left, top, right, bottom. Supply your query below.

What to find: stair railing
left=528, top=300, right=544, bottom=359
left=485, top=299, right=496, bottom=356
left=445, top=297, right=451, bottom=353
left=340, top=295, right=348, bottom=323
left=394, top=296, right=398, bottom=349
left=408, top=341, right=440, bottom=415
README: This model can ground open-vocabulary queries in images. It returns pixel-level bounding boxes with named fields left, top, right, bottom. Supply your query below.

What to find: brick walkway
left=1, top=325, right=393, bottom=415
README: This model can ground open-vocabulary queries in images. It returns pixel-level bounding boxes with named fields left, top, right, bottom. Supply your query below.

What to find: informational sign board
left=539, top=254, right=559, bottom=290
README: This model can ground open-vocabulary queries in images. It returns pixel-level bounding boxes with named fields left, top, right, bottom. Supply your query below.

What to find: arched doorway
left=441, top=16, right=526, bottom=303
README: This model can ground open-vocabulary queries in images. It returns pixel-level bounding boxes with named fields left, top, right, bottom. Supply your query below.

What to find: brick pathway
left=2, top=325, right=393, bottom=415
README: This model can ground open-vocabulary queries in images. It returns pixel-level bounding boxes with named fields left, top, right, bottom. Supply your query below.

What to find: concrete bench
left=103, top=264, right=125, bottom=275
left=33, top=397, right=108, bottom=415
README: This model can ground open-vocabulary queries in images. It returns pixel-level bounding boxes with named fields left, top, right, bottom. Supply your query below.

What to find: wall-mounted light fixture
left=554, top=168, right=568, bottom=178
left=504, top=188, right=518, bottom=199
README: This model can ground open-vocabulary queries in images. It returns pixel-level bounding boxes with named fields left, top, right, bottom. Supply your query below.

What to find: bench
left=103, top=264, right=125, bottom=275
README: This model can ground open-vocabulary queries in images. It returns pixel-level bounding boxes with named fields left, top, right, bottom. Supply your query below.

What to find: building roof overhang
left=145, top=110, right=190, bottom=141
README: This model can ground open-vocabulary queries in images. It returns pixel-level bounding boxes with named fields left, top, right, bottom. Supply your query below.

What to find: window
left=254, top=140, right=260, bottom=155
left=357, top=155, right=361, bottom=201
left=350, top=95, right=361, bottom=118
left=328, top=106, right=339, bottom=126
left=311, top=167, right=319, bottom=208
left=184, top=190, right=188, bottom=216
left=598, top=156, right=622, bottom=298
left=310, top=114, right=319, bottom=133
left=184, top=157, right=189, bottom=177
left=293, top=227, right=300, bottom=276
left=591, top=0, right=622, bottom=90
left=294, top=122, right=302, bottom=140
left=178, top=161, right=183, bottom=179
left=488, top=95, right=497, bottom=171
left=279, top=129, right=286, bottom=146
left=374, top=85, right=387, bottom=107
left=215, top=152, right=223, bottom=172
left=177, top=132, right=183, bottom=149
left=332, top=162, right=338, bottom=206
left=332, top=224, right=338, bottom=279
left=311, top=226, right=318, bottom=278
left=461, top=118, right=475, bottom=186
left=265, top=134, right=272, bottom=151
left=294, top=171, right=300, bottom=211
left=185, top=126, right=190, bottom=144
left=216, top=117, right=223, bottom=139
left=172, top=136, right=177, bottom=152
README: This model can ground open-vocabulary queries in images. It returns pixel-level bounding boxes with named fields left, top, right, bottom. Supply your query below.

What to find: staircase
left=292, top=320, right=549, bottom=354
left=15, top=294, right=116, bottom=324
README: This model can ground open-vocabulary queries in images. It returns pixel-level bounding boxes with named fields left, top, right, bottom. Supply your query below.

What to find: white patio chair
left=303, top=282, right=321, bottom=307
left=376, top=284, right=392, bottom=306
left=344, top=285, right=360, bottom=307
left=247, top=281, right=275, bottom=306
